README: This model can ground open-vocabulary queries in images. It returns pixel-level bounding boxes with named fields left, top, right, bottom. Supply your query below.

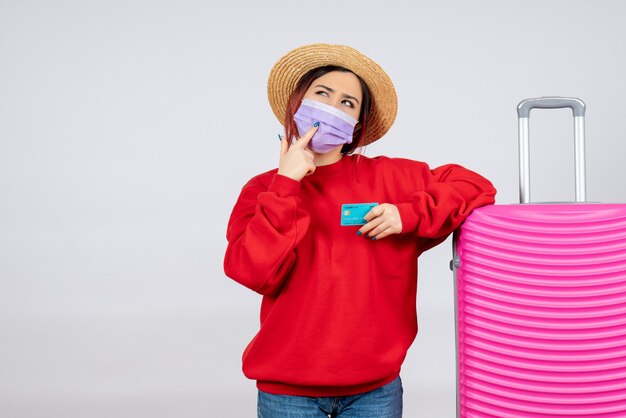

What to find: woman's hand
left=358, top=204, right=403, bottom=240
left=277, top=126, right=318, bottom=182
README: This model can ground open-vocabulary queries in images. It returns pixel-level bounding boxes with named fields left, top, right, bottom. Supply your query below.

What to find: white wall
left=1, top=0, right=625, bottom=416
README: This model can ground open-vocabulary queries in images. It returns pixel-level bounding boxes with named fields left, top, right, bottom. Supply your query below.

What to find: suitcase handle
left=516, top=96, right=587, bottom=203
left=517, top=97, right=586, bottom=118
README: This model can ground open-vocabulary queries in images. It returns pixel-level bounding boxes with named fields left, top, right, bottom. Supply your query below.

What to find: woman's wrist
left=277, top=169, right=301, bottom=182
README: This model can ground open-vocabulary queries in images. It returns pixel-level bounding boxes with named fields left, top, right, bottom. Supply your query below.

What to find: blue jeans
left=257, top=376, right=403, bottom=418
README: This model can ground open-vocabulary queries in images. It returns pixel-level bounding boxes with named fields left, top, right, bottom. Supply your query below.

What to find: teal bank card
left=340, top=203, right=378, bottom=226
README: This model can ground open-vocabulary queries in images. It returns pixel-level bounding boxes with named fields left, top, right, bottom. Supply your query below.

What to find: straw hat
left=267, top=43, right=398, bottom=146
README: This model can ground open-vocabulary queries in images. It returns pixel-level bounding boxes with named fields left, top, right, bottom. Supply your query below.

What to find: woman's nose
left=330, top=99, right=344, bottom=111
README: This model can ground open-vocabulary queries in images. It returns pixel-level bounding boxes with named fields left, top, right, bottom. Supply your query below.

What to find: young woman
left=224, top=43, right=496, bottom=418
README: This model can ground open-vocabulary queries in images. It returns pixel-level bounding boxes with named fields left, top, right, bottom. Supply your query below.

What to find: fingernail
left=313, top=122, right=320, bottom=127
left=371, top=236, right=377, bottom=240
left=278, top=134, right=282, bottom=141
left=356, top=231, right=362, bottom=236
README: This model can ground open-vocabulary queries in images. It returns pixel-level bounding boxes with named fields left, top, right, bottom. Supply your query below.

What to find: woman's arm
left=223, top=173, right=311, bottom=296
left=395, top=161, right=497, bottom=239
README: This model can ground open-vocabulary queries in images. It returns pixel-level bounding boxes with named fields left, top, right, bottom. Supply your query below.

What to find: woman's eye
left=316, top=91, right=329, bottom=97
left=342, top=100, right=354, bottom=108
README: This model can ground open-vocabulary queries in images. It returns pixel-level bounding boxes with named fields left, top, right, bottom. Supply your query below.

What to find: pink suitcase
left=452, top=97, right=626, bottom=417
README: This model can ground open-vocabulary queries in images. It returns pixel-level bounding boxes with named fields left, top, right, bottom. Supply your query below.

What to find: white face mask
left=293, top=99, right=358, bottom=153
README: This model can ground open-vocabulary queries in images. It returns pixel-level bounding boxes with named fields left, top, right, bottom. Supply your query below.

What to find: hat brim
left=267, top=43, right=397, bottom=146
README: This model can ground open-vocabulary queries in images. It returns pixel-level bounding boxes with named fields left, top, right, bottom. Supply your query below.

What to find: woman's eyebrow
left=314, top=84, right=361, bottom=104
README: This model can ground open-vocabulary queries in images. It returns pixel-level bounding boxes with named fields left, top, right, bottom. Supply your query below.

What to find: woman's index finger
left=364, top=204, right=382, bottom=222
left=295, top=125, right=318, bottom=147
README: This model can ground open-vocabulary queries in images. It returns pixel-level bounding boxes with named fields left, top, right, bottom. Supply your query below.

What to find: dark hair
left=283, top=65, right=372, bottom=155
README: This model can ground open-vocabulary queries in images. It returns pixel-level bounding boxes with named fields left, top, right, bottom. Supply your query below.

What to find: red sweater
left=224, top=153, right=496, bottom=397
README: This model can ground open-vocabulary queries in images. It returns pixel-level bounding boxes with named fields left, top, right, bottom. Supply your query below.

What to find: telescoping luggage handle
left=517, top=96, right=587, bottom=203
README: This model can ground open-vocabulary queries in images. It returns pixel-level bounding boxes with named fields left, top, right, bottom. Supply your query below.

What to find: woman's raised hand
left=277, top=125, right=318, bottom=182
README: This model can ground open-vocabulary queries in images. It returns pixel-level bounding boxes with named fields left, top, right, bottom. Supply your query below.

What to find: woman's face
left=302, top=71, right=362, bottom=120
